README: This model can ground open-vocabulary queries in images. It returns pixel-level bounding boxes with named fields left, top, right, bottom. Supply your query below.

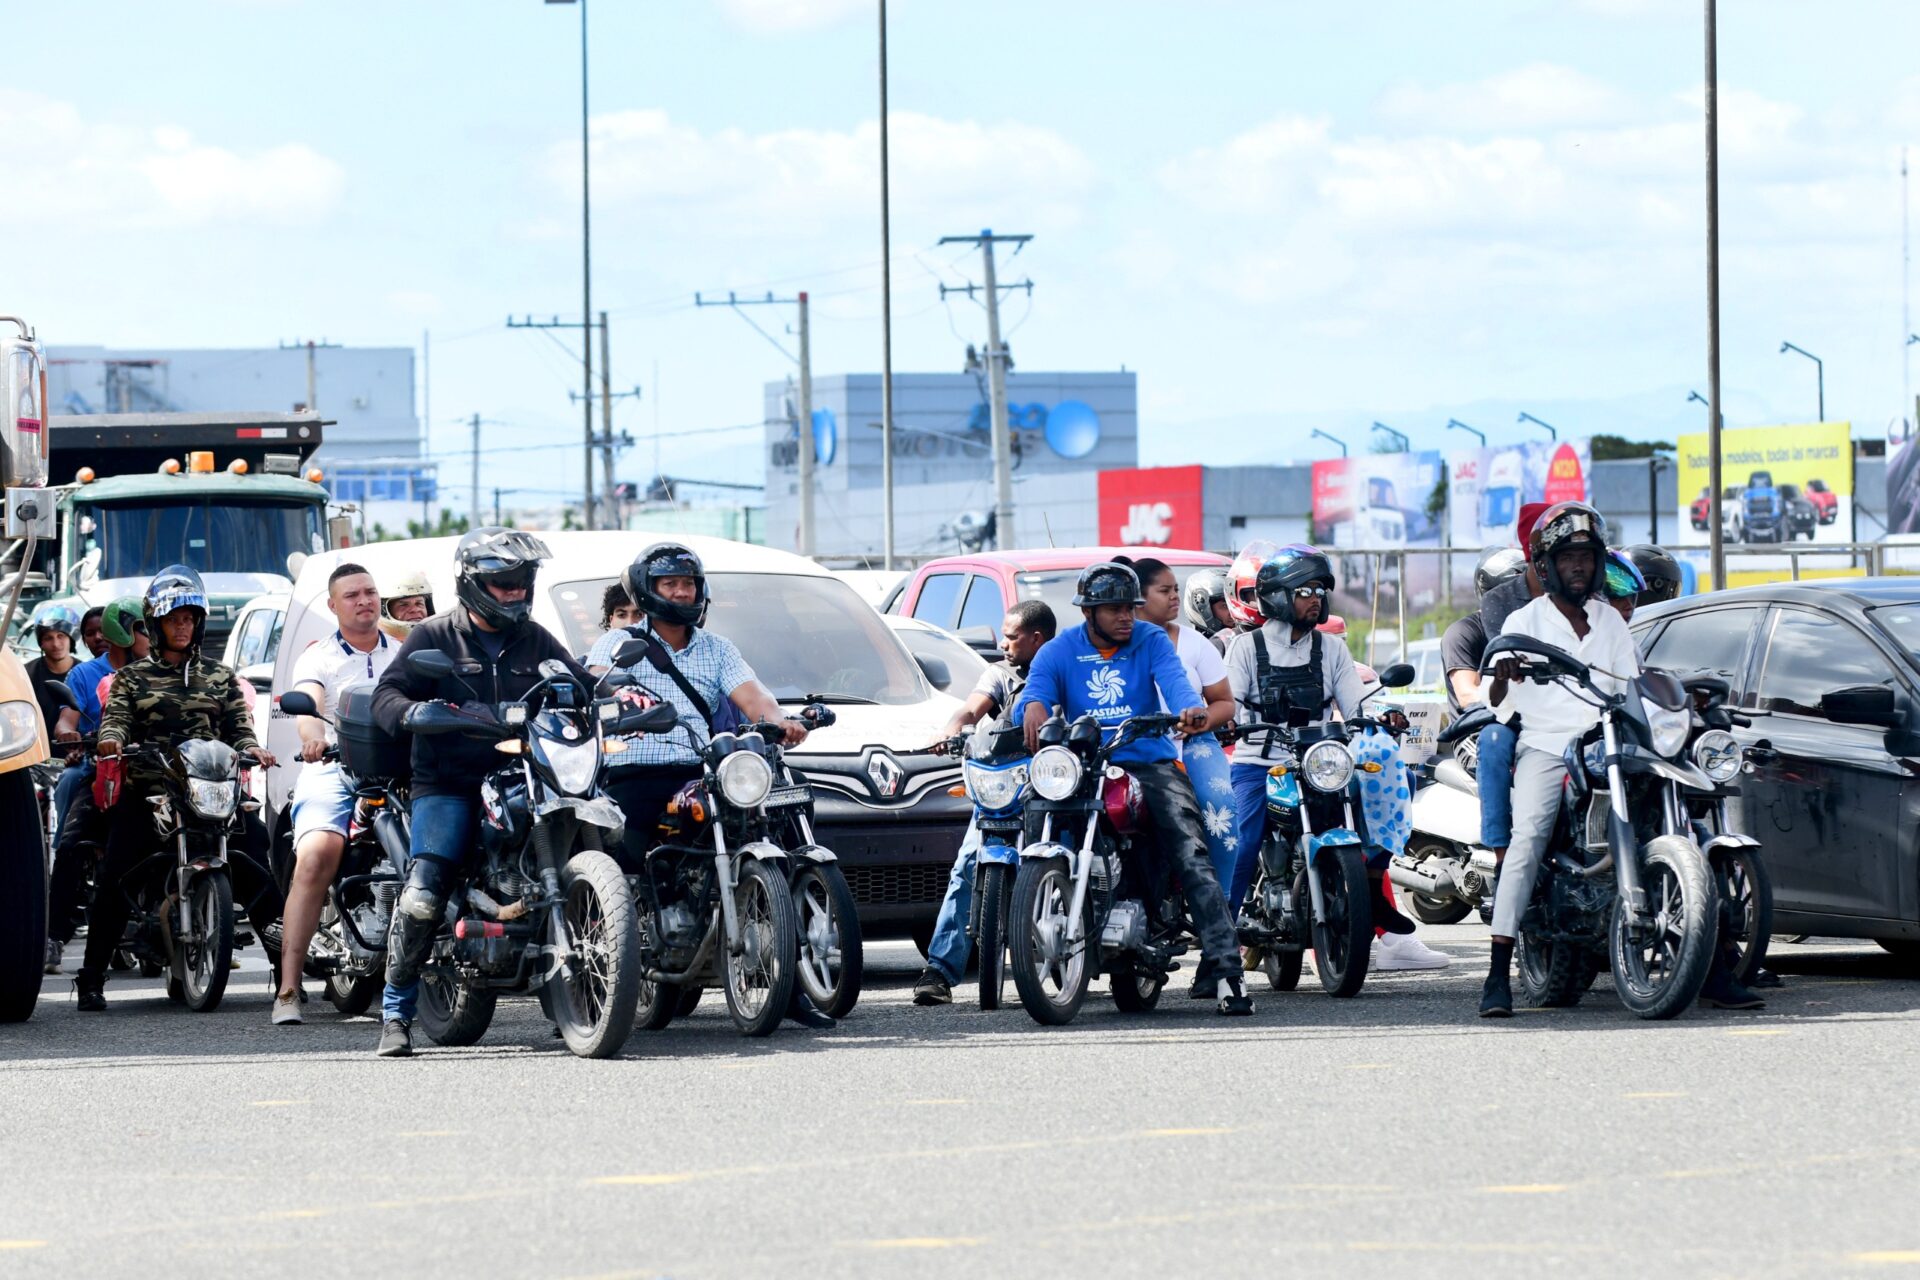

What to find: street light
left=1371, top=421, right=1408, bottom=452
left=1517, top=412, right=1558, bottom=441
left=1779, top=340, right=1825, bottom=421
left=1311, top=428, right=1348, bottom=458
left=1445, top=418, right=1485, bottom=446
left=546, top=0, right=595, bottom=529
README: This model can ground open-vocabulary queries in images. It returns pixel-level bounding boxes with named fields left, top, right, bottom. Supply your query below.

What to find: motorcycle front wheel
left=1713, top=845, right=1773, bottom=986
left=325, top=973, right=380, bottom=1017
left=1009, top=855, right=1090, bottom=1026
left=722, top=859, right=798, bottom=1037
left=547, top=851, right=643, bottom=1058
left=1610, top=837, right=1714, bottom=1020
left=175, top=871, right=235, bottom=1013
left=975, top=862, right=1011, bottom=1011
left=792, top=862, right=863, bottom=1019
left=1310, top=844, right=1372, bottom=998
left=418, top=961, right=497, bottom=1046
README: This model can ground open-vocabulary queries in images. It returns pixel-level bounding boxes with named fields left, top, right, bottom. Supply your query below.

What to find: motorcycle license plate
left=765, top=785, right=811, bottom=809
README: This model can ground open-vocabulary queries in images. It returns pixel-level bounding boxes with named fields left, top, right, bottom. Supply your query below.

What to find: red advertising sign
left=1098, top=465, right=1205, bottom=547
left=1543, top=442, right=1586, bottom=505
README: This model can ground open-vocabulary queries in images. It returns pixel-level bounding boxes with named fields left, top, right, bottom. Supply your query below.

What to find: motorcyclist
left=25, top=604, right=82, bottom=730
left=912, top=598, right=1057, bottom=1006
left=1181, top=567, right=1233, bottom=656
left=1440, top=547, right=1527, bottom=713
left=76, top=567, right=280, bottom=1011
left=375, top=569, right=436, bottom=644
left=78, top=606, right=108, bottom=659
left=1622, top=543, right=1684, bottom=606
left=1602, top=550, right=1647, bottom=623
left=369, top=528, right=589, bottom=1056
left=1478, top=502, right=1639, bottom=1018
left=1224, top=539, right=1278, bottom=634
left=1013, top=561, right=1255, bottom=1015
left=1221, top=546, right=1434, bottom=969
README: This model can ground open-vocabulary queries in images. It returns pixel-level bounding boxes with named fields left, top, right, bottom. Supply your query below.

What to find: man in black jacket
left=368, top=527, right=589, bottom=1057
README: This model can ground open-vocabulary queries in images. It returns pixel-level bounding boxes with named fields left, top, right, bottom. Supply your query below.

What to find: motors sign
left=1098, top=465, right=1203, bottom=547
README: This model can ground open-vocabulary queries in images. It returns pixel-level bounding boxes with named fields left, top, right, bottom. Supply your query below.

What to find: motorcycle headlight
left=1692, top=729, right=1742, bottom=783
left=1643, top=698, right=1692, bottom=759
left=0, top=701, right=38, bottom=761
left=544, top=739, right=600, bottom=796
left=1301, top=740, right=1355, bottom=793
left=715, top=749, right=774, bottom=809
left=186, top=778, right=237, bottom=819
left=1029, top=745, right=1083, bottom=802
left=963, top=760, right=1027, bottom=812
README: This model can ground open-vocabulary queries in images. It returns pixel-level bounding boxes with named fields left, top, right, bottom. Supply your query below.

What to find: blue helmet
left=30, top=602, right=81, bottom=641
left=144, top=564, right=210, bottom=650
left=1603, top=549, right=1647, bottom=601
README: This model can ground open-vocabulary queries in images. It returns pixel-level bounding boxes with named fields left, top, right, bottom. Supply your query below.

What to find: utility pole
left=279, top=338, right=340, bottom=413
left=1703, top=0, right=1726, bottom=592
left=878, top=0, right=895, bottom=569
left=598, top=310, right=615, bottom=525
left=507, top=313, right=608, bottom=527
left=693, top=289, right=813, bottom=554
left=470, top=412, right=482, bottom=529
left=938, top=229, right=1033, bottom=552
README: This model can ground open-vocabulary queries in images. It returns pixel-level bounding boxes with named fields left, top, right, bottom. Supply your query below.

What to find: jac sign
left=1099, top=466, right=1204, bottom=547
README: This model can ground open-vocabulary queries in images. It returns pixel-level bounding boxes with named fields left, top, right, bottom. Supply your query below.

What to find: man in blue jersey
left=1014, top=561, right=1254, bottom=1015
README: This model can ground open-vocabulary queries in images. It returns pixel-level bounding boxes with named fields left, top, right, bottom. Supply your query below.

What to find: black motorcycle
left=1675, top=671, right=1773, bottom=986
left=401, top=651, right=666, bottom=1058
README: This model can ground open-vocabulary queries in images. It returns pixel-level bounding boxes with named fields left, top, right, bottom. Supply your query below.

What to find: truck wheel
left=0, top=770, right=47, bottom=1023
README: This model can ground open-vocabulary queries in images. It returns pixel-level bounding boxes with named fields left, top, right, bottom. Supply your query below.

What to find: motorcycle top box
left=333, top=677, right=409, bottom=781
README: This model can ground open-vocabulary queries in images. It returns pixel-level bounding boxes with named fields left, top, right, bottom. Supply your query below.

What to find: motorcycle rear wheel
left=1516, top=931, right=1591, bottom=1008
left=175, top=872, right=234, bottom=1013
left=1109, top=962, right=1164, bottom=1012
left=325, top=973, right=380, bottom=1017
left=1401, top=841, right=1474, bottom=925
left=0, top=770, right=46, bottom=1023
left=1009, top=856, right=1090, bottom=1026
left=975, top=862, right=1011, bottom=1011
left=1713, top=846, right=1773, bottom=986
left=792, top=863, right=863, bottom=1019
left=418, top=962, right=497, bottom=1046
left=1311, top=844, right=1372, bottom=998
left=722, top=859, right=798, bottom=1037
left=1610, top=837, right=1714, bottom=1020
left=546, top=851, right=643, bottom=1058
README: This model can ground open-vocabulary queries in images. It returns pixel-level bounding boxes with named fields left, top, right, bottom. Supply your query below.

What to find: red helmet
left=1226, top=539, right=1278, bottom=629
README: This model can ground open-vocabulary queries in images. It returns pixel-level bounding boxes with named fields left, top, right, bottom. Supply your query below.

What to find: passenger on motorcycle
left=369, top=528, right=589, bottom=1056
left=1182, top=567, right=1234, bottom=656
left=913, top=598, right=1057, bottom=1006
left=1602, top=550, right=1647, bottom=623
left=77, top=567, right=281, bottom=1011
left=1440, top=547, right=1528, bottom=713
left=25, top=604, right=82, bottom=731
left=78, top=606, right=108, bottom=659
left=1622, top=544, right=1683, bottom=606
left=1222, top=546, right=1430, bottom=965
left=584, top=582, right=644, bottom=674
left=1014, top=561, right=1255, bottom=1014
left=377, top=570, right=435, bottom=642
left=1478, top=502, right=1637, bottom=1018
left=272, top=562, right=400, bottom=1026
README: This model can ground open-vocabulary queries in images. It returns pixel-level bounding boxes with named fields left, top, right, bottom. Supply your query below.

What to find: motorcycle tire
left=1714, top=845, right=1773, bottom=987
left=546, top=851, right=643, bottom=1059
left=676, top=986, right=703, bottom=1016
left=1610, top=836, right=1715, bottom=1020
left=325, top=973, right=380, bottom=1017
left=175, top=871, right=235, bottom=1013
left=139, top=957, right=164, bottom=980
left=111, top=949, right=135, bottom=972
left=1264, top=948, right=1304, bottom=992
left=1109, top=962, right=1164, bottom=1012
left=630, top=905, right=681, bottom=1033
left=1516, top=932, right=1589, bottom=1008
left=0, top=770, right=47, bottom=1023
left=791, top=863, right=863, bottom=1019
left=418, top=963, right=497, bottom=1047
left=1009, top=854, right=1091, bottom=1026
left=1400, top=841, right=1475, bottom=926
left=1875, top=939, right=1920, bottom=967
left=721, top=859, right=799, bottom=1038
left=976, top=862, right=1011, bottom=1012
left=1311, top=844, right=1373, bottom=998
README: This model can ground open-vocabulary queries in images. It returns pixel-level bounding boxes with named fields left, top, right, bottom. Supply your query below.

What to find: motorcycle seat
left=1433, top=757, right=1478, bottom=797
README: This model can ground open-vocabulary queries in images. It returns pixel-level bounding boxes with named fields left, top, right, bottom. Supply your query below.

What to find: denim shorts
left=290, top=762, right=356, bottom=843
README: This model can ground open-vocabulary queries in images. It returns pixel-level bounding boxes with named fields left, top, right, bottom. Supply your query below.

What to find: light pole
left=546, top=0, right=595, bottom=529
left=1704, top=0, right=1725, bottom=589
left=1445, top=418, right=1485, bottom=446
left=1371, top=421, right=1408, bottom=452
left=1517, top=412, right=1558, bottom=441
left=1311, top=428, right=1347, bottom=458
left=1779, top=341, right=1824, bottom=421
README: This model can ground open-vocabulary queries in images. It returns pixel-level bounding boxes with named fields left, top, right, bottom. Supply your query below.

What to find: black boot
left=1479, top=939, right=1513, bottom=1018
left=75, top=972, right=106, bottom=1012
left=1369, top=873, right=1415, bottom=936
left=1700, top=943, right=1765, bottom=1010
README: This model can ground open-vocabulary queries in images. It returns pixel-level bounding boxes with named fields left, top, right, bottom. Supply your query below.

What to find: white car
left=223, top=592, right=289, bottom=696
left=882, top=614, right=989, bottom=697
left=263, top=532, right=971, bottom=947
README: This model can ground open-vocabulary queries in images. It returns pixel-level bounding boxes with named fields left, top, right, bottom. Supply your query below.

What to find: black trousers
left=603, top=765, right=702, bottom=875
left=1128, top=760, right=1243, bottom=979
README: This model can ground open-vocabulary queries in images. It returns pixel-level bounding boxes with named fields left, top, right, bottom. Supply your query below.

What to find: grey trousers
left=1490, top=745, right=1568, bottom=940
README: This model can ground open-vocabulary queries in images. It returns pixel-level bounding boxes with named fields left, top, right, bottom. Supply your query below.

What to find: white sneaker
left=1371, top=932, right=1450, bottom=972
left=271, top=991, right=304, bottom=1025
left=44, top=938, right=62, bottom=975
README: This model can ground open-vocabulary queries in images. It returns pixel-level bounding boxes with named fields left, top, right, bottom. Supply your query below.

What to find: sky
left=4, top=0, right=1919, bottom=508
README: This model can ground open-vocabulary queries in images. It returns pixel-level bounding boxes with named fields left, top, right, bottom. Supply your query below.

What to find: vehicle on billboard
left=1313, top=452, right=1442, bottom=613
left=1777, top=484, right=1819, bottom=541
left=1742, top=470, right=1785, bottom=544
left=1478, top=450, right=1524, bottom=533
left=1804, top=477, right=1839, bottom=525
left=1446, top=439, right=1592, bottom=591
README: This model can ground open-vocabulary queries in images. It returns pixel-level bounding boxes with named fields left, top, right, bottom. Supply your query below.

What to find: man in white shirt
left=273, top=563, right=398, bottom=1025
left=1479, top=504, right=1637, bottom=1018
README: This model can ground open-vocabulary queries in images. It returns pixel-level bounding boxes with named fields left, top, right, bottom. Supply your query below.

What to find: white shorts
left=290, top=763, right=355, bottom=844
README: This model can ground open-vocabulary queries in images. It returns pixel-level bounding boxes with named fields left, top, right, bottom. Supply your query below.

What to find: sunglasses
left=1292, top=586, right=1329, bottom=600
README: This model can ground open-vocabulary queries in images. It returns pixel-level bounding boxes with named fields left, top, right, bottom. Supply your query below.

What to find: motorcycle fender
left=737, top=839, right=788, bottom=865
left=977, top=839, right=1021, bottom=867
left=1701, top=833, right=1759, bottom=858
left=536, top=795, right=626, bottom=833
left=789, top=842, right=838, bottom=865
left=1306, top=828, right=1361, bottom=858
left=1410, top=785, right=1482, bottom=848
left=1020, top=839, right=1074, bottom=863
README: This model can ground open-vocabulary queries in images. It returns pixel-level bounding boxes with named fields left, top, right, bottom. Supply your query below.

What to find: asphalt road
left=6, top=926, right=1920, bottom=1280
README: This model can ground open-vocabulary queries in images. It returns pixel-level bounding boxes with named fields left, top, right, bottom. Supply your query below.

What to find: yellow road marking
left=898, top=1098, right=970, bottom=1106
left=1852, top=1252, right=1920, bottom=1264
left=249, top=1100, right=305, bottom=1107
left=264, top=1209, right=329, bottom=1220
left=0, top=1241, right=47, bottom=1250
left=862, top=1237, right=981, bottom=1250
left=395, top=1130, right=462, bottom=1138
left=1623, top=1091, right=1687, bottom=1099
left=1659, top=1168, right=1738, bottom=1180
left=593, top=1167, right=764, bottom=1187
left=1346, top=1064, right=1391, bottom=1070
left=1727, top=1028, right=1789, bottom=1037
left=1139, top=1127, right=1234, bottom=1137
left=1479, top=1184, right=1567, bottom=1194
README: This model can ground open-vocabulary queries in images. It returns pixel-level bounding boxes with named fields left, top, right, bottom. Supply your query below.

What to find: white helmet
left=378, top=569, right=436, bottom=642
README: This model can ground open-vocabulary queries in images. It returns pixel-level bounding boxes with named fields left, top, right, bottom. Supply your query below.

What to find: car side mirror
left=278, top=690, right=320, bottom=718
left=1820, top=685, right=1899, bottom=728
left=407, top=648, right=455, bottom=680
left=914, top=653, right=953, bottom=691
left=1377, top=662, right=1416, bottom=690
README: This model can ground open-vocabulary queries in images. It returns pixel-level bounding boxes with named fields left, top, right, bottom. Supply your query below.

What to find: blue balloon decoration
left=811, top=406, right=837, bottom=466
left=1045, top=399, right=1101, bottom=458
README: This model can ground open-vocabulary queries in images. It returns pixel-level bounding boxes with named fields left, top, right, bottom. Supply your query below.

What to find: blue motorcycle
left=943, top=722, right=1029, bottom=1010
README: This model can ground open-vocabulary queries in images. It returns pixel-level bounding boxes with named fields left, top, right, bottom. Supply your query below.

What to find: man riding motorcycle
left=368, top=528, right=590, bottom=1057
left=77, top=567, right=281, bottom=1011
left=1014, top=561, right=1254, bottom=1015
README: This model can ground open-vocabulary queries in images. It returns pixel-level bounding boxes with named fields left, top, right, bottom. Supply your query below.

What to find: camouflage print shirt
left=97, top=653, right=259, bottom=759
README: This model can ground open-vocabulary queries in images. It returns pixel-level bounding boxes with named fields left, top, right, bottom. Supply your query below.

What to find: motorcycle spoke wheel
left=722, top=861, right=797, bottom=1037
left=1610, top=839, right=1714, bottom=1020
left=551, top=852, right=641, bottom=1058
left=1026, top=868, right=1083, bottom=1005
left=1715, top=849, right=1772, bottom=986
left=791, top=864, right=863, bottom=1019
left=1008, top=858, right=1091, bottom=1025
left=177, top=873, right=234, bottom=1013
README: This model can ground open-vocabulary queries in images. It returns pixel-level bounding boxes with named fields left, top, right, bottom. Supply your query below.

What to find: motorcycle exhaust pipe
left=1388, top=860, right=1454, bottom=897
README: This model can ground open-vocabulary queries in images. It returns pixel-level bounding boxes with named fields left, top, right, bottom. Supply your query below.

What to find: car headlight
left=186, top=778, right=237, bottom=820
left=716, top=750, right=774, bottom=809
left=1301, top=740, right=1355, bottom=793
left=1643, top=698, right=1691, bottom=759
left=0, top=700, right=38, bottom=761
left=1692, top=729, right=1742, bottom=783
left=1029, top=745, right=1083, bottom=802
left=963, top=760, right=1027, bottom=812
left=545, top=739, right=600, bottom=796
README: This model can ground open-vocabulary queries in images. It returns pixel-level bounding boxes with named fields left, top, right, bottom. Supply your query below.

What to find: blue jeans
left=1477, top=722, right=1517, bottom=848
left=924, top=822, right=983, bottom=984
left=1228, top=763, right=1270, bottom=919
left=53, top=762, right=89, bottom=846
left=382, top=793, right=477, bottom=1023
left=1182, top=737, right=1237, bottom=902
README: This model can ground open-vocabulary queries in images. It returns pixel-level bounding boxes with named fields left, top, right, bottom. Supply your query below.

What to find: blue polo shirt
left=1012, top=622, right=1199, bottom=766
left=65, top=653, right=115, bottom=735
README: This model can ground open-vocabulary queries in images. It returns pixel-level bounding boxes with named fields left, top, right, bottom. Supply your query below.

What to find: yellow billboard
left=1676, top=421, right=1851, bottom=550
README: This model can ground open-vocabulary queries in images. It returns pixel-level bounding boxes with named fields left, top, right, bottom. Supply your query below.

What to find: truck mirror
left=286, top=552, right=308, bottom=581
left=327, top=514, right=354, bottom=549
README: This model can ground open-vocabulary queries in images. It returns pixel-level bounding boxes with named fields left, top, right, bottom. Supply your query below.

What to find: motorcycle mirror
left=1820, top=684, right=1899, bottom=728
left=612, top=638, right=651, bottom=669
left=623, top=702, right=680, bottom=734
left=538, top=658, right=570, bottom=681
left=407, top=648, right=455, bottom=680
left=1377, top=662, right=1416, bottom=690
left=42, top=679, right=77, bottom=710
left=278, top=690, right=320, bottom=719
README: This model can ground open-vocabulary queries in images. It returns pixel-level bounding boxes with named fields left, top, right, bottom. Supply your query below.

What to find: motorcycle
left=1485, top=634, right=1716, bottom=1019
left=1008, top=709, right=1198, bottom=1026
left=1230, top=660, right=1417, bottom=999
left=940, top=720, right=1029, bottom=1010
left=1676, top=671, right=1773, bottom=986
left=400, top=651, right=660, bottom=1058
left=1397, top=704, right=1501, bottom=927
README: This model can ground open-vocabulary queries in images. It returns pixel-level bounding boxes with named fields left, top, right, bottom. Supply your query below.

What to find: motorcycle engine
left=1100, top=899, right=1147, bottom=952
left=657, top=902, right=702, bottom=966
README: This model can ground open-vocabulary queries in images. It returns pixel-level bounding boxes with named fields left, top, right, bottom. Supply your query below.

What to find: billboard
left=1310, top=451, right=1444, bottom=613
left=1445, top=440, right=1592, bottom=552
left=1887, top=408, right=1920, bottom=536
left=1098, top=465, right=1204, bottom=547
left=1675, top=422, right=1851, bottom=568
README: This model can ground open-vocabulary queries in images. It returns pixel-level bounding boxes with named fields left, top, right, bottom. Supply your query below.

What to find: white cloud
left=1377, top=64, right=1634, bottom=131
left=715, top=0, right=868, bottom=34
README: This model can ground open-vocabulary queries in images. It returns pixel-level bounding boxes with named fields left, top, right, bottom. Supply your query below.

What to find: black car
left=1776, top=483, right=1819, bottom=541
left=1633, top=580, right=1920, bottom=961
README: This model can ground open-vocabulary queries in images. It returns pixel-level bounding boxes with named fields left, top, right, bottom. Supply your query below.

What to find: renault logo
left=865, top=750, right=905, bottom=798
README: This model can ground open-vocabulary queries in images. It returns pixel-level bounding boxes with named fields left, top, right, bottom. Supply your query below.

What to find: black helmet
left=144, top=564, right=209, bottom=652
left=1623, top=543, right=1682, bottom=605
left=1473, top=546, right=1528, bottom=599
left=1182, top=567, right=1229, bottom=637
left=624, top=542, right=708, bottom=628
left=453, top=527, right=551, bottom=633
left=1527, top=501, right=1610, bottom=604
left=1253, top=545, right=1335, bottom=626
left=1072, top=561, right=1144, bottom=609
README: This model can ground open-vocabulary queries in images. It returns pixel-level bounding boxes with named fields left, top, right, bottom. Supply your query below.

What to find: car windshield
left=893, top=623, right=989, bottom=693
left=1012, top=563, right=1220, bottom=622
left=551, top=572, right=929, bottom=705
left=82, top=499, right=323, bottom=580
left=1866, top=606, right=1920, bottom=664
